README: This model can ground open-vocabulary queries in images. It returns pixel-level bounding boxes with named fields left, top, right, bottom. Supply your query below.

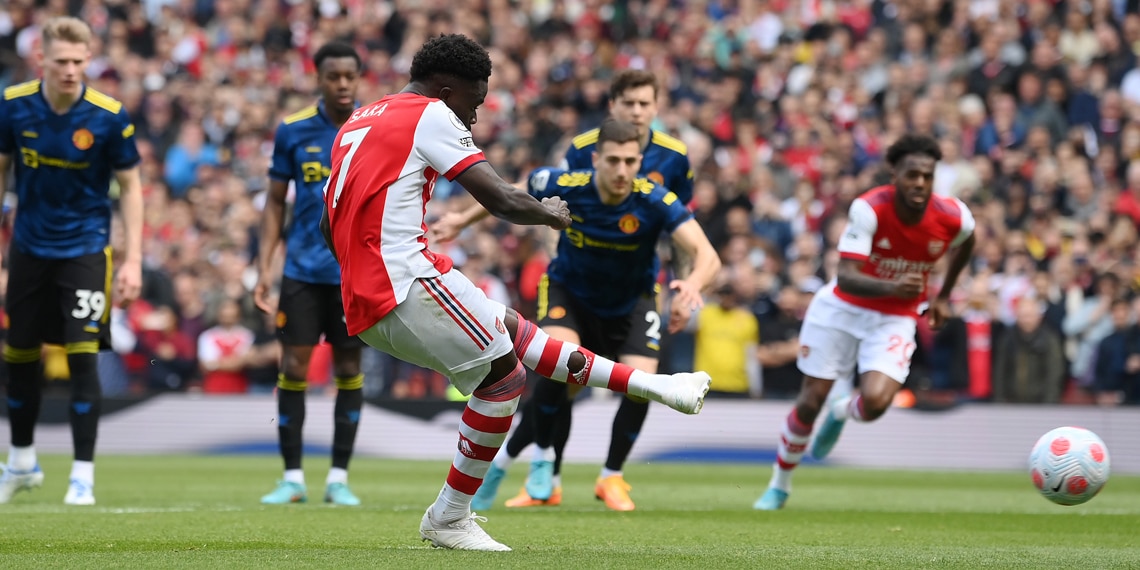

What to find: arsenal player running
left=320, top=34, right=711, bottom=551
left=754, top=134, right=976, bottom=510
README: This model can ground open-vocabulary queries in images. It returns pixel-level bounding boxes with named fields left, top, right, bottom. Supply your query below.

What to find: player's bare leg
left=810, top=370, right=901, bottom=459
left=754, top=374, right=833, bottom=510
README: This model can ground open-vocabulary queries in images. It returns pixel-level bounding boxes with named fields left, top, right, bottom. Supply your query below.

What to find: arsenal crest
left=928, top=241, right=945, bottom=255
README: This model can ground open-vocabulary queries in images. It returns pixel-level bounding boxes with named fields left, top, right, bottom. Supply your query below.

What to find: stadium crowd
left=1, top=0, right=1139, bottom=405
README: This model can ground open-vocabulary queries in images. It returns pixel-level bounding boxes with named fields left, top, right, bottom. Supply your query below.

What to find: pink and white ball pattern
left=1028, top=426, right=1111, bottom=506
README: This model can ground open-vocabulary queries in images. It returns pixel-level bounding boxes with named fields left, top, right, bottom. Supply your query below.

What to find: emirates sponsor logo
left=868, top=253, right=936, bottom=280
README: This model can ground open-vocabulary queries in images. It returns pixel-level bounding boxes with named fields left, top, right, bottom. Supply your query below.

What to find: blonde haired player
left=0, top=17, right=144, bottom=505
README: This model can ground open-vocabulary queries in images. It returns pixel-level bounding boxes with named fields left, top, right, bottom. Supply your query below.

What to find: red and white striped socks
left=512, top=316, right=653, bottom=396
left=431, top=360, right=527, bottom=523
left=770, top=409, right=812, bottom=492
left=831, top=394, right=867, bottom=422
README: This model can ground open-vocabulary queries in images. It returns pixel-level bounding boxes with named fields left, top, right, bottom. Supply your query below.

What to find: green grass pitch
left=0, top=455, right=1137, bottom=569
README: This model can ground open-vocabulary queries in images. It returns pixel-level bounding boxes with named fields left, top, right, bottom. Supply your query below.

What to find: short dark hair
left=409, top=34, right=492, bottom=83
left=597, top=118, right=641, bottom=148
left=885, top=134, right=942, bottom=166
left=313, top=41, right=362, bottom=71
left=609, top=69, right=658, bottom=101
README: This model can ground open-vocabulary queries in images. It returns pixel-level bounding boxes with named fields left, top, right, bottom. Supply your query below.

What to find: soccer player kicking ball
left=0, top=17, right=144, bottom=505
left=754, top=134, right=976, bottom=511
left=254, top=42, right=367, bottom=506
left=433, top=118, right=719, bottom=512
left=321, top=35, right=711, bottom=551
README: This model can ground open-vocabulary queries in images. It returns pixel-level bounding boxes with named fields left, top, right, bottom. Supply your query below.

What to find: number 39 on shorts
left=72, top=289, right=107, bottom=321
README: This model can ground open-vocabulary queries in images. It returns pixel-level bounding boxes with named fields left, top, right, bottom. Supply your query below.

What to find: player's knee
left=282, top=346, right=313, bottom=380
left=331, top=349, right=361, bottom=379
left=798, top=377, right=832, bottom=408
left=475, top=357, right=526, bottom=400
left=502, top=308, right=519, bottom=339
left=860, top=390, right=895, bottom=420
left=485, top=352, right=521, bottom=387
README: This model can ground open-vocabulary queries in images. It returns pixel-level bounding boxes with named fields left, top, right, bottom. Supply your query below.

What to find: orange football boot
left=594, top=475, right=635, bottom=511
left=504, top=486, right=562, bottom=508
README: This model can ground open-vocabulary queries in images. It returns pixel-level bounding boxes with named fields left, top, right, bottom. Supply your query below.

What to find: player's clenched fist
left=541, top=196, right=572, bottom=230
left=893, top=273, right=924, bottom=299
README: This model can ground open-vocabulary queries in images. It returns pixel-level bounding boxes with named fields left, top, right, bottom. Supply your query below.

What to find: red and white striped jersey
left=324, top=93, right=486, bottom=335
left=833, top=185, right=975, bottom=317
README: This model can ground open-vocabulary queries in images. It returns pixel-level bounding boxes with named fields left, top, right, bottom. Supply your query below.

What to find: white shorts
left=357, top=270, right=514, bottom=396
left=796, top=284, right=917, bottom=384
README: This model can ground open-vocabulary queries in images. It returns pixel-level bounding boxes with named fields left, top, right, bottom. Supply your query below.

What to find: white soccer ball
left=1028, top=426, right=1110, bottom=506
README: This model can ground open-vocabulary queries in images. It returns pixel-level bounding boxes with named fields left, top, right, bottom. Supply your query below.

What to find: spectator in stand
left=994, top=297, right=1066, bottom=404
left=0, top=0, right=1136, bottom=404
left=197, top=298, right=255, bottom=394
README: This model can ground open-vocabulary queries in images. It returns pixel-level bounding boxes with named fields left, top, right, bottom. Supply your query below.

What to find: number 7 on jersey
left=328, top=126, right=371, bottom=208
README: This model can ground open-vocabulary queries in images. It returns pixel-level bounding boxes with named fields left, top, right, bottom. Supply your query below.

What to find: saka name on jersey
left=270, top=101, right=352, bottom=285
left=563, top=128, right=694, bottom=205
left=835, top=184, right=975, bottom=317
left=527, top=167, right=692, bottom=318
left=0, top=80, right=140, bottom=258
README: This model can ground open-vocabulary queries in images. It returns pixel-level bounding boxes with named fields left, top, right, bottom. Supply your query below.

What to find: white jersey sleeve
left=837, top=198, right=878, bottom=259
left=950, top=197, right=975, bottom=247
left=415, top=100, right=486, bottom=180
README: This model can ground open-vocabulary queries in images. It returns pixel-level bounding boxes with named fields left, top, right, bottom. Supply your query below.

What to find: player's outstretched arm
left=431, top=202, right=491, bottom=242
left=667, top=219, right=722, bottom=332
left=936, top=233, right=974, bottom=299
left=114, top=166, right=144, bottom=303
left=453, top=162, right=570, bottom=230
left=254, top=179, right=289, bottom=313
left=431, top=180, right=534, bottom=242
left=929, top=232, right=976, bottom=329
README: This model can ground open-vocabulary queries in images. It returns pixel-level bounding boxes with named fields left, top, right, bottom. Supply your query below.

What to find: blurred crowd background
left=2, top=0, right=1139, bottom=406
